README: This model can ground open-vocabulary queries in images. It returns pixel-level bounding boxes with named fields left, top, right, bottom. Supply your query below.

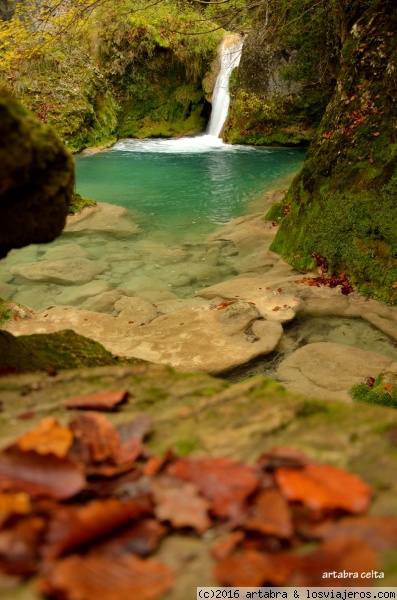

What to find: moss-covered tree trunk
left=270, top=0, right=397, bottom=304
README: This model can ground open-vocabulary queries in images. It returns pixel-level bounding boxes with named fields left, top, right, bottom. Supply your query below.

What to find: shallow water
left=1, top=137, right=306, bottom=311
left=223, top=316, right=397, bottom=383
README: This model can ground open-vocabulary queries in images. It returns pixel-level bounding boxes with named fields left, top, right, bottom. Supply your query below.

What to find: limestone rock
left=81, top=289, right=134, bottom=313
left=115, top=296, right=158, bottom=325
left=65, top=202, right=139, bottom=235
left=55, top=280, right=112, bottom=306
left=5, top=301, right=282, bottom=374
left=11, top=258, right=105, bottom=285
left=0, top=89, right=74, bottom=258
left=42, top=242, right=89, bottom=261
left=276, top=342, right=397, bottom=401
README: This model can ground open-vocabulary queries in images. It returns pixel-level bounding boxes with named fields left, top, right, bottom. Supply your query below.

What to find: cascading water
left=207, top=34, right=243, bottom=138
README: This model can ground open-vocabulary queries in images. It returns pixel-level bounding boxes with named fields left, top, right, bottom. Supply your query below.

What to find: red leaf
left=167, top=457, right=259, bottom=518
left=64, top=391, right=129, bottom=411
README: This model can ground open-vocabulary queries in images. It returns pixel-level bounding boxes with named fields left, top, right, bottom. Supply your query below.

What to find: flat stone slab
left=277, top=342, right=397, bottom=401
left=65, top=202, right=140, bottom=235
left=11, top=258, right=105, bottom=285
left=5, top=301, right=283, bottom=375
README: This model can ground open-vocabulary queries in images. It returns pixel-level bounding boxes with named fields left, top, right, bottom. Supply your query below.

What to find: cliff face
left=222, top=2, right=338, bottom=146
left=270, top=0, right=397, bottom=304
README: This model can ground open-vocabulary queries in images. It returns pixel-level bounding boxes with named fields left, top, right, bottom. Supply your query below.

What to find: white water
left=113, top=135, right=260, bottom=154
left=207, top=34, right=243, bottom=138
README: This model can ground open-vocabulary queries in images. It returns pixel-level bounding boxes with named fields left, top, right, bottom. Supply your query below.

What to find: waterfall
left=207, top=34, right=243, bottom=138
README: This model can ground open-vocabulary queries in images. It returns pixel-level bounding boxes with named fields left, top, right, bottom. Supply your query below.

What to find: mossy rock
left=351, top=372, right=397, bottom=409
left=0, top=89, right=74, bottom=257
left=0, top=329, right=141, bottom=373
left=270, top=1, right=397, bottom=303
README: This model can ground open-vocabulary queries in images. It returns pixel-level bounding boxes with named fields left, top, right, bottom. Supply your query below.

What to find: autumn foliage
left=0, top=395, right=395, bottom=597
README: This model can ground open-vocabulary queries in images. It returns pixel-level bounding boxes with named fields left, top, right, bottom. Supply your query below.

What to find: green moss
left=69, top=192, right=97, bottom=215
left=351, top=372, right=397, bottom=409
left=0, top=299, right=12, bottom=328
left=264, top=202, right=285, bottom=221
left=0, top=329, right=136, bottom=373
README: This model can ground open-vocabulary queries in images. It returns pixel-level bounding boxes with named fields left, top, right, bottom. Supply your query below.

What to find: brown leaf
left=373, top=131, right=380, bottom=136
left=64, top=390, right=129, bottom=411
left=244, top=488, right=293, bottom=538
left=17, top=417, right=73, bottom=458
left=167, top=457, right=259, bottom=518
left=0, top=447, right=85, bottom=500
left=42, top=496, right=153, bottom=561
left=151, top=475, right=211, bottom=533
left=257, top=447, right=314, bottom=471
left=94, top=519, right=167, bottom=558
left=275, top=463, right=371, bottom=514
left=117, top=416, right=153, bottom=443
left=37, top=553, right=174, bottom=600
left=0, top=492, right=31, bottom=522
left=69, top=412, right=121, bottom=466
left=0, top=516, right=46, bottom=576
left=211, top=531, right=245, bottom=561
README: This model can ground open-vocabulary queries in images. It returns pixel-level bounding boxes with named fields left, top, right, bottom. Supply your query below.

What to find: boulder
left=0, top=89, right=74, bottom=258
left=65, top=202, right=139, bottom=235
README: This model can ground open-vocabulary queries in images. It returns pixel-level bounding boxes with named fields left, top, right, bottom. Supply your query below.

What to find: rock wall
left=223, top=3, right=337, bottom=146
left=270, top=0, right=397, bottom=304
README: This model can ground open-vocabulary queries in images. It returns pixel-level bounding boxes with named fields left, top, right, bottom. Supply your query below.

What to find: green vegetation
left=69, top=192, right=97, bottom=215
left=351, top=373, right=397, bottom=409
left=0, top=0, right=222, bottom=151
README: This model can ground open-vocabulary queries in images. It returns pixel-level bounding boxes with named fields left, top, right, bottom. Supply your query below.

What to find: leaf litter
left=0, top=408, right=395, bottom=598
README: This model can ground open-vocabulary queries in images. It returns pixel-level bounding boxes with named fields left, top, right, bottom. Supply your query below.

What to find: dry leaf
left=0, top=447, right=85, bottom=500
left=64, top=390, right=129, bottom=411
left=167, top=456, right=259, bottom=518
left=17, top=417, right=73, bottom=458
left=37, top=553, right=174, bottom=600
left=43, top=496, right=153, bottom=561
left=152, top=475, right=211, bottom=533
left=244, top=488, right=293, bottom=538
left=275, top=463, right=371, bottom=513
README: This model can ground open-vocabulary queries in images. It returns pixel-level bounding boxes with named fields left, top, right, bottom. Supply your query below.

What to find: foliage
left=69, top=192, right=97, bottom=214
left=351, top=373, right=397, bottom=409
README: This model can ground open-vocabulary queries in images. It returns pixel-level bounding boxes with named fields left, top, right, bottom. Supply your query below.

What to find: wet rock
left=56, top=280, right=112, bottom=306
left=65, top=203, right=140, bottom=235
left=42, top=242, right=89, bottom=261
left=115, top=296, right=158, bottom=325
left=11, top=258, right=106, bottom=285
left=81, top=289, right=134, bottom=313
left=0, top=90, right=74, bottom=258
left=277, top=342, right=397, bottom=402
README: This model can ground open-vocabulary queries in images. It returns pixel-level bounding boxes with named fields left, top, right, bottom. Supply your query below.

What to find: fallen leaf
left=257, top=447, right=314, bottom=470
left=37, top=553, right=174, bottom=600
left=69, top=412, right=121, bottom=466
left=0, top=447, right=85, bottom=500
left=17, top=417, right=73, bottom=458
left=244, top=488, right=293, bottom=538
left=275, top=463, right=371, bottom=514
left=0, top=516, right=46, bottom=576
left=0, top=492, right=31, bottom=519
left=152, top=475, right=211, bottom=533
left=373, top=131, right=380, bottom=136
left=167, top=456, right=259, bottom=518
left=94, top=519, right=167, bottom=557
left=211, top=531, right=245, bottom=561
left=42, top=496, right=153, bottom=561
left=309, top=515, right=397, bottom=550
left=64, top=391, right=129, bottom=411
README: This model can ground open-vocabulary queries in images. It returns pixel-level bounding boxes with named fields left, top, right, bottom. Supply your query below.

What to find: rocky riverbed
left=4, top=189, right=397, bottom=401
